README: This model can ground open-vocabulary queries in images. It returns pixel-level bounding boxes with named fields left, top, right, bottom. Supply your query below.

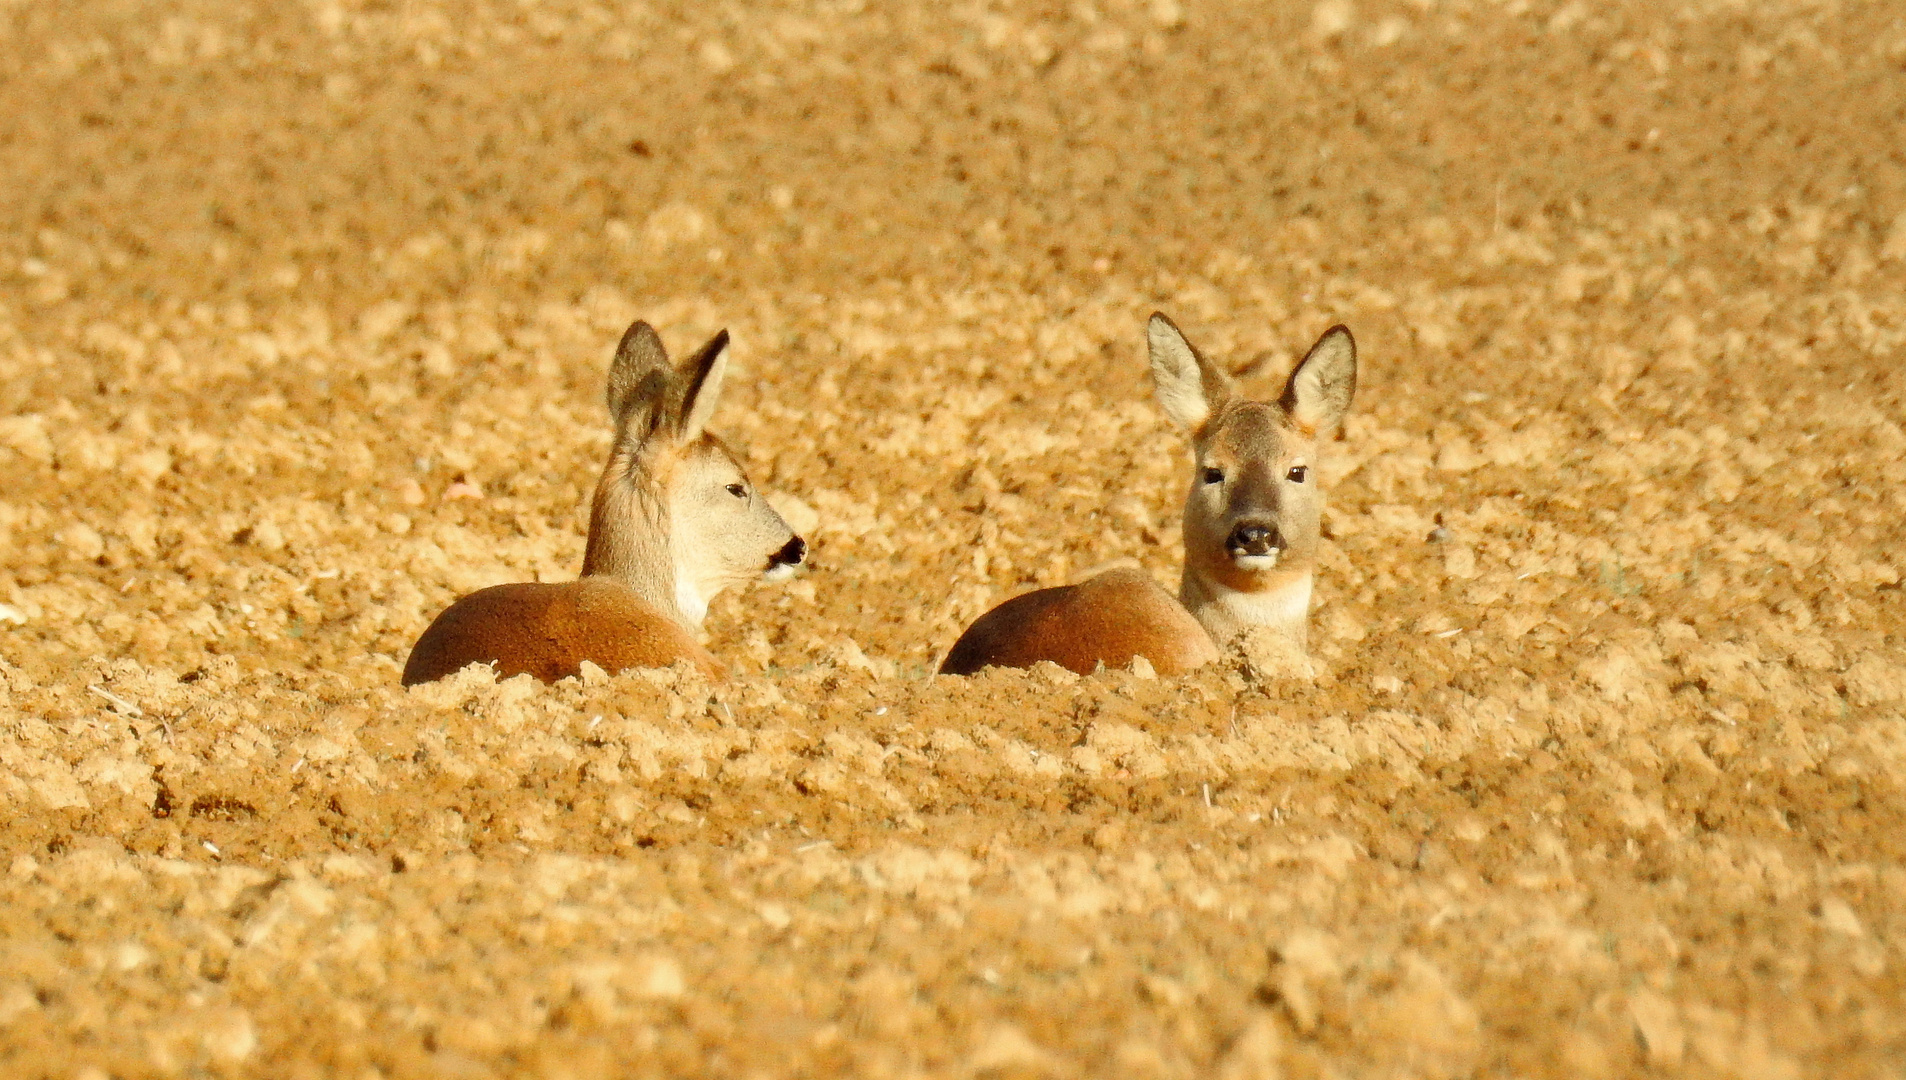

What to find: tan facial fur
left=663, top=434, right=802, bottom=626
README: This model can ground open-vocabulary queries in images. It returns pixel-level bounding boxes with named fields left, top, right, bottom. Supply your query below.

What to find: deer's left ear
left=606, top=320, right=674, bottom=443
left=1281, top=325, right=1356, bottom=434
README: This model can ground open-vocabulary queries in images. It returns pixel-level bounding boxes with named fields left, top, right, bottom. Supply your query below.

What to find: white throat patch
left=673, top=577, right=709, bottom=628
left=1199, top=575, right=1313, bottom=638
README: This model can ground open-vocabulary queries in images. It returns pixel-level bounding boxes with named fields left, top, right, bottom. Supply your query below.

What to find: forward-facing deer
left=402, top=320, right=806, bottom=686
left=940, top=313, right=1355, bottom=677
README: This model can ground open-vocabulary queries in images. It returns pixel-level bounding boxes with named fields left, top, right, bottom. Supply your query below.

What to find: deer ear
left=606, top=321, right=672, bottom=436
left=1281, top=325, right=1357, bottom=434
left=1147, top=312, right=1230, bottom=430
left=674, top=329, right=730, bottom=442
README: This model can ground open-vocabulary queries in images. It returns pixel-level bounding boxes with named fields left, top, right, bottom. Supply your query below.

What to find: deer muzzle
left=764, top=536, right=807, bottom=580
left=1226, top=522, right=1283, bottom=569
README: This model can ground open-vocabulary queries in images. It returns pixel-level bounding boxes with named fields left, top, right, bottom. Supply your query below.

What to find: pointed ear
left=673, top=329, right=730, bottom=442
left=606, top=321, right=671, bottom=434
left=1147, top=313, right=1230, bottom=431
left=1280, top=325, right=1357, bottom=434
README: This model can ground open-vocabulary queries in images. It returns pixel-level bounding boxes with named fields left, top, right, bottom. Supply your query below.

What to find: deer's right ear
left=1281, top=325, right=1357, bottom=435
left=1148, top=313, right=1228, bottom=431
left=673, top=329, right=730, bottom=442
left=606, top=321, right=671, bottom=434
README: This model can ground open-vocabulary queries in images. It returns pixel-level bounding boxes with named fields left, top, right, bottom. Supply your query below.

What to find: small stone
left=634, top=955, right=685, bottom=1000
left=1819, top=896, right=1866, bottom=937
left=969, top=1024, right=1060, bottom=1075
left=758, top=902, right=792, bottom=930
left=1031, top=661, right=1079, bottom=688
left=1311, top=0, right=1354, bottom=39
left=698, top=40, right=736, bottom=73
left=1149, top=0, right=1186, bottom=30
left=60, top=523, right=106, bottom=560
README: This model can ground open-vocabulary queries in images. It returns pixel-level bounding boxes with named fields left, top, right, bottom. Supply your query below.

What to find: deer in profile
left=402, top=320, right=806, bottom=686
left=940, top=313, right=1356, bottom=677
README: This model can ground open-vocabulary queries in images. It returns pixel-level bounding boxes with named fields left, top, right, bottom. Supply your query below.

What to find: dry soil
left=2, top=1, right=1905, bottom=1077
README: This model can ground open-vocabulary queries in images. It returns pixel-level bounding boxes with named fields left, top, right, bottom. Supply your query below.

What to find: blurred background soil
left=2, top=0, right=1905, bottom=1076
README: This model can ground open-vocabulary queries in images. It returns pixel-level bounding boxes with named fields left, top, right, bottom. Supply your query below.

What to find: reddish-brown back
left=400, top=578, right=720, bottom=686
left=938, top=568, right=1220, bottom=677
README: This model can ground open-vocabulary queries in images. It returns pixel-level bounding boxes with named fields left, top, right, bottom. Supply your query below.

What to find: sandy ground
left=2, top=0, right=1905, bottom=1076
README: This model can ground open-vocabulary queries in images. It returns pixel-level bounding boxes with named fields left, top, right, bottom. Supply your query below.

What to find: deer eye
left=1202, top=467, right=1224, bottom=485
left=725, top=484, right=747, bottom=499
left=1287, top=465, right=1309, bottom=483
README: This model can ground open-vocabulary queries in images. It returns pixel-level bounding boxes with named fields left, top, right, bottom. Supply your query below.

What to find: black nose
left=771, top=536, right=807, bottom=568
left=1226, top=523, right=1282, bottom=558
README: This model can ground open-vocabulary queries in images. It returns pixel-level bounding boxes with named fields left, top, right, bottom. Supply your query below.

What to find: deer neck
left=1178, top=565, right=1313, bottom=658
left=580, top=462, right=692, bottom=629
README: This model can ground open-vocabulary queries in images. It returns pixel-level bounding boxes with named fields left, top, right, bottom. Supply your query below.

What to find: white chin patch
left=1232, top=552, right=1281, bottom=572
left=762, top=562, right=799, bottom=583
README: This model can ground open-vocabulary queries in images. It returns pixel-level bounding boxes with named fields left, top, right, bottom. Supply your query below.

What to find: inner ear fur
left=607, top=321, right=670, bottom=427
left=600, top=321, right=733, bottom=448
left=1148, top=312, right=1232, bottom=431
left=1280, top=325, right=1357, bottom=435
left=670, top=329, right=730, bottom=442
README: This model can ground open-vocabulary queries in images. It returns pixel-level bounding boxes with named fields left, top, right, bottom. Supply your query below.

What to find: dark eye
left=1202, top=467, right=1224, bottom=485
left=726, top=484, right=747, bottom=499
left=1287, top=465, right=1308, bottom=483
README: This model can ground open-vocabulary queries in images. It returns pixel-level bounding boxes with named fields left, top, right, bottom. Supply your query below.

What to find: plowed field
left=2, top=1, right=1904, bottom=1076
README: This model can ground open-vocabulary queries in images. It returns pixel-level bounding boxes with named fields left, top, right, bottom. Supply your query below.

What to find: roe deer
left=940, top=313, right=1355, bottom=677
left=402, top=320, right=806, bottom=686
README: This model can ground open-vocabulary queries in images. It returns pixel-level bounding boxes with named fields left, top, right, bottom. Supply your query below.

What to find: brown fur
left=400, top=577, right=720, bottom=686
left=938, top=568, right=1220, bottom=677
